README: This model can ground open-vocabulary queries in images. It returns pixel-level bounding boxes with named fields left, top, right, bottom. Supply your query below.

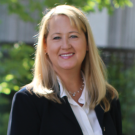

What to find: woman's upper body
left=7, top=87, right=122, bottom=135
left=7, top=5, right=122, bottom=135
left=7, top=74, right=122, bottom=135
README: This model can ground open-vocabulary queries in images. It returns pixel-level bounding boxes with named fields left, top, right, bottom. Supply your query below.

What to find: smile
left=59, top=53, right=74, bottom=59
left=60, top=53, right=74, bottom=57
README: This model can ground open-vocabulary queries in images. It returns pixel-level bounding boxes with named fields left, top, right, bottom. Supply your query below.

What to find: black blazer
left=7, top=88, right=122, bottom=135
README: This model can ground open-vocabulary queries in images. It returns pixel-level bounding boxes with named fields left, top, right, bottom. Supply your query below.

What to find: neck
left=56, top=69, right=82, bottom=93
left=56, top=68, right=84, bottom=105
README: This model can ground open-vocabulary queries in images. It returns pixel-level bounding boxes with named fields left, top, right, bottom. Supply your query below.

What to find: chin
left=57, top=65, right=75, bottom=70
left=60, top=66, right=75, bottom=70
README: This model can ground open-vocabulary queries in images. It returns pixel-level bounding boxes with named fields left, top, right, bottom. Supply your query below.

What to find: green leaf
left=11, top=0, right=17, bottom=3
left=13, top=85, right=19, bottom=91
left=5, top=74, right=14, bottom=81
left=1, top=88, right=11, bottom=94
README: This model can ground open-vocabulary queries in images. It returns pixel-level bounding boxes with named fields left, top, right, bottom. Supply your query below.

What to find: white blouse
left=57, top=75, right=103, bottom=135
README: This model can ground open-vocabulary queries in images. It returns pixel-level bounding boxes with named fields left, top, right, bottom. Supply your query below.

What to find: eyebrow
left=52, top=31, right=79, bottom=36
left=69, top=31, right=79, bottom=34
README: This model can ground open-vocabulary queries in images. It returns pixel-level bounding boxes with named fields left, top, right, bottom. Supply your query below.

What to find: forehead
left=50, top=15, right=68, bottom=22
left=48, top=15, right=78, bottom=32
left=49, top=15, right=75, bottom=27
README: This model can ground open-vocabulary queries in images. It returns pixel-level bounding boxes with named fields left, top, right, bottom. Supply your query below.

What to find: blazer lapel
left=54, top=97, right=105, bottom=134
left=52, top=84, right=82, bottom=127
left=53, top=96, right=82, bottom=131
left=95, top=104, right=104, bottom=129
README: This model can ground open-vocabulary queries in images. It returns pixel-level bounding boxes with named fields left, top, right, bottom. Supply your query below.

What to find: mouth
left=59, top=53, right=74, bottom=59
left=60, top=53, right=74, bottom=57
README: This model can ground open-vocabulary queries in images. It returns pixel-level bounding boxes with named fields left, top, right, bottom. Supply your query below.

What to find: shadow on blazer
left=7, top=87, right=122, bottom=135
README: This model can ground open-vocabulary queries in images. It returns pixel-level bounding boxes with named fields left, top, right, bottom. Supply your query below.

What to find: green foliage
left=107, top=58, right=135, bottom=134
left=0, top=43, right=34, bottom=134
left=0, top=95, right=9, bottom=105
left=0, top=0, right=133, bottom=23
left=0, top=43, right=34, bottom=94
left=0, top=113, right=9, bottom=135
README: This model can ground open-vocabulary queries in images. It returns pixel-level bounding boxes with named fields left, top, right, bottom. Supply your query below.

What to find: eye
left=70, top=35, right=78, bottom=38
left=53, top=36, right=61, bottom=40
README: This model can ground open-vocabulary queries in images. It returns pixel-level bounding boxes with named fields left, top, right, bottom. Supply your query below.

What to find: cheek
left=46, top=41, right=53, bottom=54
left=46, top=45, right=59, bottom=63
left=46, top=52, right=56, bottom=66
left=47, top=46, right=59, bottom=55
left=46, top=40, right=60, bottom=54
left=79, top=43, right=87, bottom=59
left=78, top=40, right=87, bottom=52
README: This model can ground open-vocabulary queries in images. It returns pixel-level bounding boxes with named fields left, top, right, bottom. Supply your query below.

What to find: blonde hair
left=27, top=5, right=118, bottom=112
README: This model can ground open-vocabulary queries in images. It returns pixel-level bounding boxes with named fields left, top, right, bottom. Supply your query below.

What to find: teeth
left=61, top=53, right=73, bottom=57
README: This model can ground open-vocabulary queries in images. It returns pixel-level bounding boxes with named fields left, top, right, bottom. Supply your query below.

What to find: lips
left=60, top=53, right=74, bottom=57
left=59, top=53, right=74, bottom=59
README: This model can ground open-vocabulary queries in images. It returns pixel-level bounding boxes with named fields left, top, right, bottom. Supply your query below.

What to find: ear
left=43, top=37, right=47, bottom=53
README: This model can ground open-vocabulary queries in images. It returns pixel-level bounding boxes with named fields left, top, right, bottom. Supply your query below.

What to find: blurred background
left=0, top=0, right=135, bottom=135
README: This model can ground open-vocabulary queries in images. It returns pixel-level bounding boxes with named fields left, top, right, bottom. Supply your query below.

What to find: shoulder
left=13, top=87, right=39, bottom=103
left=109, top=98, right=122, bottom=122
left=109, top=98, right=122, bottom=128
left=109, top=98, right=122, bottom=134
left=12, top=87, right=49, bottom=112
left=106, top=97, right=121, bottom=119
left=14, top=87, right=32, bottom=98
left=15, top=86, right=37, bottom=96
left=8, top=88, right=48, bottom=135
left=14, top=87, right=48, bottom=100
left=110, top=98, right=121, bottom=112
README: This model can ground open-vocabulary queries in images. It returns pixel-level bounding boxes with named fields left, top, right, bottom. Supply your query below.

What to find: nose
left=61, top=37, right=71, bottom=49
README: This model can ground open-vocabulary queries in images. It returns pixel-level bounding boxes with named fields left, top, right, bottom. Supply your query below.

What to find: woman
left=7, top=5, right=122, bottom=135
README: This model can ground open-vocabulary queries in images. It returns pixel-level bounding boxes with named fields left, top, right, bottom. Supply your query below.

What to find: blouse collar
left=57, top=72, right=90, bottom=113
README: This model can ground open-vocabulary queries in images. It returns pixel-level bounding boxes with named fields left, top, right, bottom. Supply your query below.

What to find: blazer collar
left=52, top=96, right=83, bottom=134
left=53, top=95, right=104, bottom=130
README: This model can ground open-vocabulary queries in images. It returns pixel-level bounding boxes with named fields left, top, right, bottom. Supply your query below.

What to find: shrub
left=107, top=60, right=135, bottom=135
left=0, top=43, right=34, bottom=134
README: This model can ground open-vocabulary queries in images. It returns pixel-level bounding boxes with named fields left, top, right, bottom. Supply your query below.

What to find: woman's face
left=46, top=15, right=87, bottom=73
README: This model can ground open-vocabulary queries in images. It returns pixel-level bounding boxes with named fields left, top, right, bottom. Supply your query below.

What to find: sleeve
left=110, top=99, right=122, bottom=135
left=7, top=90, right=40, bottom=135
